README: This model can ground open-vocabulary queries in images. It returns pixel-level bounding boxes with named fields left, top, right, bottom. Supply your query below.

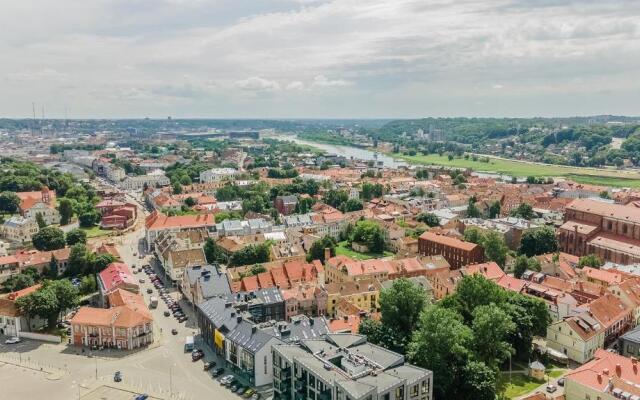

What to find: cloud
left=286, top=81, right=305, bottom=90
left=235, top=76, right=281, bottom=92
left=311, top=75, right=352, bottom=88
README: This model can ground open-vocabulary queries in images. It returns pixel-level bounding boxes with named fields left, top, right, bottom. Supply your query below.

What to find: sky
left=1, top=0, right=640, bottom=119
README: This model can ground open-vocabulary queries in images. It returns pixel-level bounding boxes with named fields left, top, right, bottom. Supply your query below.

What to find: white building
left=199, top=168, right=240, bottom=183
left=120, top=170, right=171, bottom=191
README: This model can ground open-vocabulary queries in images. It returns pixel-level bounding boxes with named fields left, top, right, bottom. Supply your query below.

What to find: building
left=325, top=279, right=382, bottom=318
left=97, top=262, right=139, bottom=306
left=546, top=313, right=605, bottom=364
left=618, top=325, right=640, bottom=358
left=17, top=187, right=60, bottom=225
left=1, top=216, right=39, bottom=244
left=458, top=217, right=539, bottom=250
left=418, top=232, right=484, bottom=269
left=154, top=230, right=207, bottom=282
left=281, top=284, right=327, bottom=321
left=324, top=256, right=393, bottom=284
left=70, top=289, right=153, bottom=350
left=275, top=195, right=298, bottom=216
left=145, top=211, right=216, bottom=250
left=181, top=265, right=232, bottom=306
left=95, top=199, right=137, bottom=229
left=272, top=333, right=433, bottom=400
left=120, top=170, right=171, bottom=191
left=564, top=349, right=640, bottom=400
left=199, top=168, right=240, bottom=183
left=0, top=284, right=46, bottom=336
left=560, top=199, right=640, bottom=264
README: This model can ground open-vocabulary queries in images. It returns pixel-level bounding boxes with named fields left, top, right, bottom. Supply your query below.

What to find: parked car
left=546, top=384, right=557, bottom=393
left=212, top=368, right=225, bottom=377
left=225, top=377, right=237, bottom=388
left=250, top=393, right=261, bottom=400
left=114, top=371, right=122, bottom=382
left=134, top=395, right=149, bottom=400
left=146, top=288, right=153, bottom=294
left=244, top=389, right=256, bottom=398
left=231, top=384, right=243, bottom=393
left=557, top=378, right=565, bottom=387
left=203, top=361, right=216, bottom=371
left=171, top=328, right=178, bottom=335
left=178, top=316, right=188, bottom=323
left=4, top=337, right=21, bottom=344
left=220, top=374, right=234, bottom=384
left=163, top=311, right=171, bottom=317
left=191, top=349, right=204, bottom=362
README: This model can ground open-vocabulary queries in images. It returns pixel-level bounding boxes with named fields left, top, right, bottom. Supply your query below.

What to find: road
left=0, top=183, right=244, bottom=400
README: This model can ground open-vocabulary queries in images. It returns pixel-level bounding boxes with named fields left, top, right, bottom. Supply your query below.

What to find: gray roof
left=229, top=287, right=284, bottom=306
left=326, top=333, right=367, bottom=349
left=384, top=365, right=433, bottom=385
left=358, top=372, right=402, bottom=393
left=225, top=320, right=280, bottom=354
left=197, top=297, right=241, bottom=333
left=336, top=379, right=376, bottom=399
left=261, top=316, right=329, bottom=343
left=185, top=265, right=232, bottom=299
left=621, top=325, right=640, bottom=344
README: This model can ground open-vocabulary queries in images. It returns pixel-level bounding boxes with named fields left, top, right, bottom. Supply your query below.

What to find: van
left=149, top=296, right=158, bottom=309
left=184, top=336, right=195, bottom=352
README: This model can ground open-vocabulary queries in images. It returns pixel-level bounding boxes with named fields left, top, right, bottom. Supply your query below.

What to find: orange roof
left=146, top=212, right=215, bottom=230
left=463, top=262, right=505, bottom=281
left=565, top=349, right=640, bottom=394
left=496, top=275, right=526, bottom=292
left=582, top=267, right=623, bottom=285
left=586, top=293, right=630, bottom=329
left=568, top=198, right=640, bottom=223
left=7, top=284, right=42, bottom=301
left=419, top=231, right=479, bottom=251
left=328, top=315, right=362, bottom=334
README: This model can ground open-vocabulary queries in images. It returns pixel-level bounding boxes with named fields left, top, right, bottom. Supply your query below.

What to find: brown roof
left=568, top=198, right=640, bottom=223
left=419, top=231, right=479, bottom=251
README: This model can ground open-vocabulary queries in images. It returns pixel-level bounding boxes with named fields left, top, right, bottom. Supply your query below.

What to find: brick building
left=418, top=231, right=484, bottom=269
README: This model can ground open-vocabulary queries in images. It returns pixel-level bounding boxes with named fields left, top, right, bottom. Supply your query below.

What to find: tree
left=471, top=304, right=515, bottom=369
left=488, top=201, right=501, bottom=219
left=204, top=238, right=227, bottom=264
left=0, top=191, right=20, bottom=215
left=67, top=243, right=89, bottom=276
left=47, top=255, right=59, bottom=279
left=459, top=361, right=497, bottom=400
left=295, top=197, right=316, bottom=214
left=408, top=306, right=473, bottom=400
left=417, top=212, right=440, bottom=227
left=35, top=212, right=47, bottom=228
left=306, top=235, right=337, bottom=263
left=351, top=220, right=386, bottom=253
left=49, top=280, right=80, bottom=320
left=92, top=254, right=116, bottom=273
left=58, top=198, right=73, bottom=225
left=229, top=243, right=271, bottom=267
left=463, top=227, right=484, bottom=244
left=360, top=182, right=384, bottom=201
left=519, top=226, right=558, bottom=257
left=323, top=190, right=349, bottom=209
left=578, top=254, right=602, bottom=268
left=341, top=198, right=363, bottom=212
left=79, top=210, right=100, bottom=228
left=172, top=182, right=182, bottom=194
left=65, top=228, right=87, bottom=246
left=32, top=226, right=66, bottom=251
left=466, top=198, right=481, bottom=218
left=481, top=231, right=508, bottom=268
left=444, top=275, right=507, bottom=323
left=184, top=196, right=197, bottom=207
left=16, top=287, right=59, bottom=330
left=79, top=275, right=97, bottom=295
left=510, top=203, right=535, bottom=220
left=1, top=273, right=35, bottom=293
left=358, top=318, right=403, bottom=352
left=380, top=278, right=426, bottom=347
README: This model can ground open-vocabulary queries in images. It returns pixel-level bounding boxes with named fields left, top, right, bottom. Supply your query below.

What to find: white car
left=5, top=337, right=21, bottom=344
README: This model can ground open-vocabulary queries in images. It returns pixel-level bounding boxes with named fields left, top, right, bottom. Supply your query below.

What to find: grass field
left=80, top=225, right=113, bottom=238
left=336, top=241, right=393, bottom=260
left=393, top=153, right=640, bottom=188
left=499, top=373, right=545, bottom=399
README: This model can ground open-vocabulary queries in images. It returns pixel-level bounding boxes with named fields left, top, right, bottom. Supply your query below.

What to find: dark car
left=203, top=361, right=216, bottom=371
left=557, top=378, right=565, bottom=387
left=134, top=395, right=149, bottom=400
left=114, top=371, right=122, bottom=382
left=212, top=367, right=225, bottom=377
left=146, top=288, right=153, bottom=294
left=171, top=328, right=178, bottom=335
left=191, top=349, right=204, bottom=362
left=163, top=311, right=170, bottom=317
left=231, top=384, right=243, bottom=393
left=225, top=378, right=237, bottom=388
left=178, top=316, right=188, bottom=323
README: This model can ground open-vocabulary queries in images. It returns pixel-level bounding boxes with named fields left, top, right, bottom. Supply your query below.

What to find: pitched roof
left=567, top=198, right=640, bottom=223
left=99, top=262, right=136, bottom=293
left=419, top=231, right=479, bottom=251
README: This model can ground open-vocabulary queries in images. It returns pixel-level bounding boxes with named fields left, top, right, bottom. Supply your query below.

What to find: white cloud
left=235, top=76, right=281, bottom=92
left=311, top=75, right=352, bottom=88
left=286, top=81, right=305, bottom=90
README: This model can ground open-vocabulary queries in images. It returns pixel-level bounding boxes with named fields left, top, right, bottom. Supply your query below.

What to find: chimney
left=597, top=373, right=602, bottom=383
left=616, top=364, right=622, bottom=376
left=343, top=315, right=348, bottom=322
left=603, top=368, right=609, bottom=376
left=324, top=247, right=331, bottom=261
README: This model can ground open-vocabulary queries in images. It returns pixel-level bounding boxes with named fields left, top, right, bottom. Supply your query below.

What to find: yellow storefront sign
left=214, top=329, right=224, bottom=349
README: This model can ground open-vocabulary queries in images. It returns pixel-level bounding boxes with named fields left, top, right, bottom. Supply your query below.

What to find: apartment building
left=418, top=232, right=484, bottom=269
left=560, top=199, right=640, bottom=264
left=272, top=334, right=433, bottom=400
left=199, top=167, right=240, bottom=183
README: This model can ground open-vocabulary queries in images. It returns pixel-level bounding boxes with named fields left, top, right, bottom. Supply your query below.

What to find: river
left=269, top=133, right=408, bottom=168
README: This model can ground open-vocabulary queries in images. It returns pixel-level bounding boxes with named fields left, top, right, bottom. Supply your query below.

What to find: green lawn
left=393, top=153, right=640, bottom=188
left=547, top=369, right=566, bottom=379
left=499, top=373, right=545, bottom=399
left=335, top=241, right=393, bottom=260
left=80, top=226, right=113, bottom=238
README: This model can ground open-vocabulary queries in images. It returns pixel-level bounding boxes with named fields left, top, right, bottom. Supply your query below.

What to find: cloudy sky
left=1, top=0, right=639, bottom=119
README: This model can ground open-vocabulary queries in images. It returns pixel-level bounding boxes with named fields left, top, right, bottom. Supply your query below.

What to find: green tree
left=1, top=273, right=35, bottom=293
left=323, top=190, right=349, bottom=209
left=416, top=212, right=440, bottom=227
left=466, top=198, right=481, bottom=218
left=341, top=198, right=363, bottom=212
left=35, top=212, right=47, bottom=228
left=408, top=306, right=473, bottom=400
left=47, top=255, right=59, bottom=279
left=460, top=361, right=497, bottom=400
left=229, top=243, right=271, bottom=267
left=306, top=235, right=337, bottom=263
left=519, top=226, right=558, bottom=257
left=78, top=210, right=100, bottom=228
left=67, top=243, right=89, bottom=276
left=358, top=318, right=403, bottom=352
left=204, top=238, right=227, bottom=264
left=360, top=182, right=384, bottom=201
left=92, top=253, right=116, bottom=274
left=481, top=231, right=508, bottom=268
left=65, top=228, right=87, bottom=246
left=351, top=220, right=386, bottom=253
left=510, top=203, right=535, bottom=220
left=463, top=227, right=484, bottom=244
left=488, top=201, right=501, bottom=219
left=184, top=196, right=197, bottom=207
left=172, top=182, right=182, bottom=194
left=79, top=275, right=97, bottom=295
left=48, top=280, right=80, bottom=321
left=16, top=287, right=59, bottom=330
left=471, top=304, right=515, bottom=369
left=380, top=278, right=426, bottom=348
left=32, top=226, right=66, bottom=251
left=0, top=191, right=21, bottom=214
left=58, top=198, right=73, bottom=225
left=295, top=197, right=316, bottom=214
left=578, top=254, right=602, bottom=268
